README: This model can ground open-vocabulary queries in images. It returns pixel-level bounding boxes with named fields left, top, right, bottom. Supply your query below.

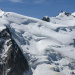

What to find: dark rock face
left=0, top=65, right=3, bottom=75
left=0, top=27, right=29, bottom=75
left=42, top=16, right=50, bottom=22
left=64, top=12, right=71, bottom=16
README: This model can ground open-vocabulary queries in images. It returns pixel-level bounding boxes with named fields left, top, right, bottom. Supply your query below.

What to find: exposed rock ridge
left=0, top=26, right=29, bottom=75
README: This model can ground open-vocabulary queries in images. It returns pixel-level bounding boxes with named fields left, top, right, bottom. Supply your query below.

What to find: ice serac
left=0, top=27, right=29, bottom=75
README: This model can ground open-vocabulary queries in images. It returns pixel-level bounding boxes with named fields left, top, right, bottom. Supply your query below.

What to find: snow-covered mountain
left=0, top=10, right=75, bottom=75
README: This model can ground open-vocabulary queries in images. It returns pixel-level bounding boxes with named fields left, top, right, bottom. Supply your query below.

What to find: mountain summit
left=0, top=11, right=75, bottom=75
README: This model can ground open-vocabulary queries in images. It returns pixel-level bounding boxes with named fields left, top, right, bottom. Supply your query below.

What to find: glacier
left=0, top=9, right=75, bottom=75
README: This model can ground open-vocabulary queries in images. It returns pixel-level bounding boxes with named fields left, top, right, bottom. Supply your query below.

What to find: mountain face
left=0, top=27, right=29, bottom=75
left=0, top=10, right=75, bottom=75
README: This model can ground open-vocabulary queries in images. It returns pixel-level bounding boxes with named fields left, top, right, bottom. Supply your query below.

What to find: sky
left=0, top=0, right=75, bottom=19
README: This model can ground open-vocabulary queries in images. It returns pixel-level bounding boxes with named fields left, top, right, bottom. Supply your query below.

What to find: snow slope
left=0, top=10, right=75, bottom=75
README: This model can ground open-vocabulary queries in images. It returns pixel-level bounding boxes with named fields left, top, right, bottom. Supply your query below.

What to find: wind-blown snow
left=0, top=11, right=75, bottom=75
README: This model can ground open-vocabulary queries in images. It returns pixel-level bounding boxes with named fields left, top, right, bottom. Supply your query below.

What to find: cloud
left=0, top=0, right=23, bottom=2
left=9, top=0, right=22, bottom=2
left=9, top=0, right=28, bottom=3
left=34, top=0, right=46, bottom=4
left=0, top=0, right=47, bottom=4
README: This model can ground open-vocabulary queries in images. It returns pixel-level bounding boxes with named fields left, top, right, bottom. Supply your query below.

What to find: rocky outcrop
left=42, top=16, right=50, bottom=22
left=64, top=12, right=71, bottom=16
left=0, top=27, right=29, bottom=75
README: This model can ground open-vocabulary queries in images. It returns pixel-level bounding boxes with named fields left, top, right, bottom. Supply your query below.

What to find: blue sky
left=0, top=0, right=75, bottom=19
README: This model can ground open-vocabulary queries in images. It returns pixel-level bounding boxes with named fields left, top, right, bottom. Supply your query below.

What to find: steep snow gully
left=0, top=10, right=75, bottom=75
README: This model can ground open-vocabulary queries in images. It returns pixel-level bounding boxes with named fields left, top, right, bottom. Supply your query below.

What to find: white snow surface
left=72, top=12, right=75, bottom=16
left=0, top=11, right=75, bottom=75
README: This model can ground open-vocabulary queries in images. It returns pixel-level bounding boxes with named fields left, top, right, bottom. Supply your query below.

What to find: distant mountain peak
left=0, top=9, right=4, bottom=16
left=57, top=11, right=71, bottom=17
left=0, top=9, right=3, bottom=11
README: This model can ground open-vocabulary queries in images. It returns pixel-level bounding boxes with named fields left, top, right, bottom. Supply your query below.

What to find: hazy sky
left=0, top=0, right=75, bottom=19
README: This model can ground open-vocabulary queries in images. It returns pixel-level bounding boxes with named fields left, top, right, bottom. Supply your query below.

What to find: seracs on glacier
left=0, top=9, right=75, bottom=75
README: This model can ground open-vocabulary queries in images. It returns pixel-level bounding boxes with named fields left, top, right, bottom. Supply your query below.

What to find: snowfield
left=0, top=9, right=75, bottom=75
